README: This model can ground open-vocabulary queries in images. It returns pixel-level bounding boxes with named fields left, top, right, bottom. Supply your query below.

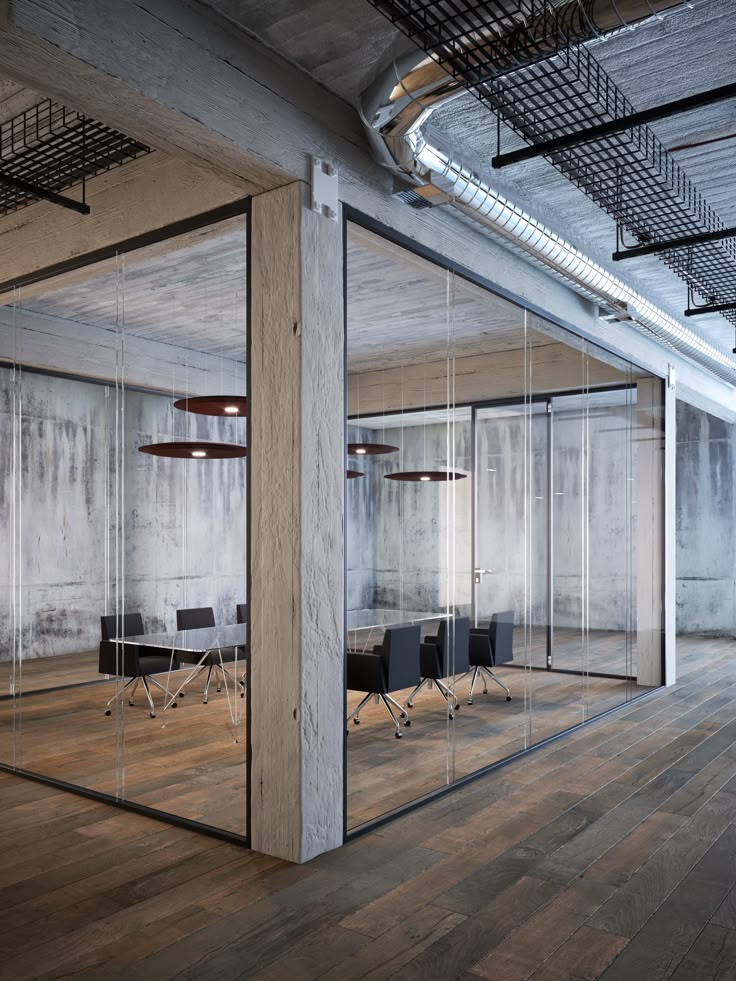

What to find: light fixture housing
left=385, top=470, right=467, bottom=482
left=347, top=442, right=399, bottom=456
left=138, top=441, right=247, bottom=459
left=174, top=395, right=247, bottom=417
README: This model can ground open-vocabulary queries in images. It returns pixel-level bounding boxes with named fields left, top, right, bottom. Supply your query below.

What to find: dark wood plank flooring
left=0, top=634, right=734, bottom=980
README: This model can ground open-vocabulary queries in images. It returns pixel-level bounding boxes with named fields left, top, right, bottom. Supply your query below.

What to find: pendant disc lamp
left=347, top=469, right=365, bottom=479
left=139, top=441, right=247, bottom=459
left=385, top=470, right=467, bottom=482
left=174, top=395, right=247, bottom=417
left=348, top=442, right=398, bottom=456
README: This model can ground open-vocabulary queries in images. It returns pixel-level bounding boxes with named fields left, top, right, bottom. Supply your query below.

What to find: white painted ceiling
left=199, top=0, right=736, bottom=354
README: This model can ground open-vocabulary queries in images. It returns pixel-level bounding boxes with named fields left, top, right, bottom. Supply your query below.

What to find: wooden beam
left=349, top=343, right=631, bottom=413
left=249, top=181, right=344, bottom=862
left=0, top=306, right=243, bottom=394
left=0, top=152, right=246, bottom=292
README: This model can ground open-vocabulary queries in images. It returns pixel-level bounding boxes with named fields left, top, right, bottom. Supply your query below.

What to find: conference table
left=346, top=609, right=449, bottom=653
left=113, top=623, right=247, bottom=731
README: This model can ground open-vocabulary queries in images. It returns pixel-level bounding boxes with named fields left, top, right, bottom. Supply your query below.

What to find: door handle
left=474, top=568, right=492, bottom=583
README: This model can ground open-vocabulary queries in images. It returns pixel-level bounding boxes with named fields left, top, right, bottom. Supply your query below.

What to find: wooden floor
left=0, top=633, right=644, bottom=835
left=0, top=667, right=248, bottom=835
left=1, top=634, right=735, bottom=980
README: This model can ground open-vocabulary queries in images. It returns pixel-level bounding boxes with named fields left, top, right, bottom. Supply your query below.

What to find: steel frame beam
left=492, top=81, right=736, bottom=169
left=613, top=225, right=736, bottom=262
left=684, top=301, right=736, bottom=318
left=0, top=171, right=90, bottom=215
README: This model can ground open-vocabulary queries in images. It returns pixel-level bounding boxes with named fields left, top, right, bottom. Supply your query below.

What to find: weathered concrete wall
left=676, top=400, right=736, bottom=636
left=0, top=365, right=247, bottom=660
left=350, top=397, right=638, bottom=631
left=369, top=420, right=473, bottom=613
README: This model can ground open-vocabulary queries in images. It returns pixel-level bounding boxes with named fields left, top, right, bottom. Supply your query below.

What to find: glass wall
left=0, top=211, right=249, bottom=839
left=345, top=220, right=664, bottom=831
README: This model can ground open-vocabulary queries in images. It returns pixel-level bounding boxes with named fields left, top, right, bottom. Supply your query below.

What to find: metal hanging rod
left=491, top=81, right=736, bottom=169
left=613, top=225, right=736, bottom=262
left=0, top=171, right=90, bottom=215
left=684, top=301, right=736, bottom=318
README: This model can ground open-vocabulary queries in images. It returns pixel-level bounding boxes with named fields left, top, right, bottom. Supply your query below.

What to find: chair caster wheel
left=404, top=719, right=411, bottom=727
left=104, top=709, right=111, bottom=716
left=449, top=713, right=454, bottom=720
left=179, top=691, right=186, bottom=697
left=128, top=700, right=135, bottom=707
left=395, top=731, right=402, bottom=739
left=353, top=718, right=360, bottom=725
left=467, top=698, right=473, bottom=705
left=407, top=701, right=414, bottom=708
left=203, top=698, right=208, bottom=705
left=172, top=702, right=177, bottom=709
left=150, top=712, right=156, bottom=719
left=483, top=688, right=488, bottom=695
left=506, top=695, right=512, bottom=701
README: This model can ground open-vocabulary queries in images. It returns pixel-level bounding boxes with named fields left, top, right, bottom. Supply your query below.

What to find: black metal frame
left=613, top=225, right=736, bottom=263
left=491, top=81, right=736, bottom=169
left=0, top=199, right=252, bottom=850
left=367, top=0, right=736, bottom=331
left=0, top=99, right=150, bottom=217
left=342, top=204, right=667, bottom=841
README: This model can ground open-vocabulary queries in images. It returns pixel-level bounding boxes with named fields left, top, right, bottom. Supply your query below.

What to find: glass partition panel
left=345, top=219, right=665, bottom=832
left=0, top=211, right=249, bottom=841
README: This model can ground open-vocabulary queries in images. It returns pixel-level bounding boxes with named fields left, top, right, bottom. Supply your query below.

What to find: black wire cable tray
left=369, top=0, right=736, bottom=327
left=0, top=99, right=151, bottom=217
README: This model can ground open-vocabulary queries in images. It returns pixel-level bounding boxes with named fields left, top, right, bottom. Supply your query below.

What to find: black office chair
left=99, top=612, right=175, bottom=718
left=346, top=623, right=421, bottom=738
left=176, top=607, right=244, bottom=702
left=468, top=610, right=514, bottom=703
left=236, top=603, right=248, bottom=624
left=404, top=617, right=470, bottom=719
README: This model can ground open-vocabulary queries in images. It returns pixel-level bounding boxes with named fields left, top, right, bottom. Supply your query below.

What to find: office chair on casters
left=346, top=623, right=421, bottom=738
left=468, top=610, right=514, bottom=703
left=176, top=607, right=245, bottom=702
left=99, top=613, right=174, bottom=719
left=404, top=617, right=470, bottom=720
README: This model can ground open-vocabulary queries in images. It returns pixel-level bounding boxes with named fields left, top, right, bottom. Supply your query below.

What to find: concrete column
left=249, top=181, right=344, bottom=862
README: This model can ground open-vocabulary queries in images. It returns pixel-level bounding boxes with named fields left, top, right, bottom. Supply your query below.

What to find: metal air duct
left=361, top=0, right=736, bottom=383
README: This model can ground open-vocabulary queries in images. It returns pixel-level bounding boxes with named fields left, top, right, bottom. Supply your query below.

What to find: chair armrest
left=346, top=651, right=385, bottom=692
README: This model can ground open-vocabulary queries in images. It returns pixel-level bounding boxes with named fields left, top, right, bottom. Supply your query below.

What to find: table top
left=112, top=623, right=247, bottom=653
left=347, top=609, right=449, bottom=631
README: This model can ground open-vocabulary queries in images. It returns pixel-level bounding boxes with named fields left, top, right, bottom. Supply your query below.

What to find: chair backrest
left=100, top=612, right=144, bottom=641
left=434, top=616, right=470, bottom=675
left=382, top=623, right=421, bottom=693
left=177, top=607, right=215, bottom=631
left=236, top=603, right=248, bottom=625
left=490, top=610, right=514, bottom=665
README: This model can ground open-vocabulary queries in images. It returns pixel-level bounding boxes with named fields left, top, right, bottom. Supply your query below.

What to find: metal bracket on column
left=668, top=364, right=677, bottom=391
left=311, top=157, right=338, bottom=222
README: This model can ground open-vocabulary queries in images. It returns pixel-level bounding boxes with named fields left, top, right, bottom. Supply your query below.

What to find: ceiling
left=198, top=0, right=736, bottom=353
left=19, top=218, right=249, bottom=361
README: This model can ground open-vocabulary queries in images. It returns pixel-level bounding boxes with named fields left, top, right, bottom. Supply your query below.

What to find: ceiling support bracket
left=492, top=81, right=736, bottom=169
left=311, top=157, right=339, bottom=222
left=614, top=225, right=736, bottom=262
left=0, top=171, right=90, bottom=215
left=685, top=285, right=736, bottom=318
